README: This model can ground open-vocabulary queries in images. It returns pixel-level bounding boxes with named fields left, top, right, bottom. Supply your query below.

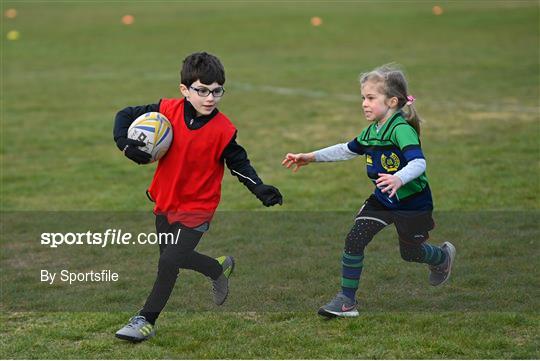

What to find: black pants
left=358, top=194, right=434, bottom=243
left=140, top=215, right=222, bottom=323
left=345, top=194, right=435, bottom=262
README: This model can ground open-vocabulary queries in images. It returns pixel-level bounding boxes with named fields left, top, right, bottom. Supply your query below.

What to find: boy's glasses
left=190, top=86, right=225, bottom=97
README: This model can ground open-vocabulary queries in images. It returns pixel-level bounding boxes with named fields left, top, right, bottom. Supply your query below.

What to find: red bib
left=148, top=98, right=236, bottom=227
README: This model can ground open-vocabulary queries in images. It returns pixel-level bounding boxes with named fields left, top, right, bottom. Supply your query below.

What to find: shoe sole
left=215, top=256, right=235, bottom=306
left=317, top=307, right=359, bottom=318
left=115, top=332, right=153, bottom=343
left=430, top=242, right=456, bottom=286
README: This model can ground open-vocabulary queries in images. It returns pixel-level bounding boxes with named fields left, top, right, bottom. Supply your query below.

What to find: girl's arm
left=282, top=140, right=362, bottom=172
left=376, top=158, right=426, bottom=197
left=314, top=143, right=360, bottom=162
left=394, top=158, right=426, bottom=184
left=282, top=152, right=316, bottom=172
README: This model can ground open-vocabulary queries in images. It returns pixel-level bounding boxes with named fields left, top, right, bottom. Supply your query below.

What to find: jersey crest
left=381, top=152, right=400, bottom=172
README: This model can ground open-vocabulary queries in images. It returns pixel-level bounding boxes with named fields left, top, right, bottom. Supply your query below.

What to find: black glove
left=116, top=137, right=151, bottom=165
left=251, top=184, right=283, bottom=207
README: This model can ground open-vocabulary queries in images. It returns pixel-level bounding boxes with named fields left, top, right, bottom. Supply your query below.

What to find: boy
left=113, top=52, right=282, bottom=342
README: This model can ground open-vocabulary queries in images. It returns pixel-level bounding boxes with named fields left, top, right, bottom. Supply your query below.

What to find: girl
left=282, top=64, right=455, bottom=318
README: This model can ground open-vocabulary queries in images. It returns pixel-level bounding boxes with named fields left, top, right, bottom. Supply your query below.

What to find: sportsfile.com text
left=40, top=229, right=180, bottom=248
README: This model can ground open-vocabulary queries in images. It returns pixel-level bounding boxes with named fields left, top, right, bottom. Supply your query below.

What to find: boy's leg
left=156, top=216, right=222, bottom=278
left=177, top=250, right=236, bottom=305
left=179, top=251, right=223, bottom=277
left=169, top=221, right=234, bottom=305
left=139, top=224, right=213, bottom=324
left=319, top=196, right=391, bottom=318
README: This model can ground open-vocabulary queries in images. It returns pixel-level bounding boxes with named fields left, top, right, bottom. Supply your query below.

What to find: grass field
left=1, top=1, right=539, bottom=359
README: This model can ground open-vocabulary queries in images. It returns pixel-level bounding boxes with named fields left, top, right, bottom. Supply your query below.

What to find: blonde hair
left=359, top=64, right=422, bottom=136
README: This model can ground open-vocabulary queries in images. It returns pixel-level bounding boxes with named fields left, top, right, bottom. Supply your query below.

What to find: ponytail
left=402, top=97, right=422, bottom=136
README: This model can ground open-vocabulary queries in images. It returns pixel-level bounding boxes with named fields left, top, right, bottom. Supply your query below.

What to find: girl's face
left=361, top=81, right=396, bottom=123
left=180, top=80, right=224, bottom=116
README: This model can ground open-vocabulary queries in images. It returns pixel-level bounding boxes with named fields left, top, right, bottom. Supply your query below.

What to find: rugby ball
left=127, top=112, right=173, bottom=163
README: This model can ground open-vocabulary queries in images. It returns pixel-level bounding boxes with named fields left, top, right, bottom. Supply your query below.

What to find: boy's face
left=361, top=80, right=397, bottom=123
left=180, top=80, right=224, bottom=117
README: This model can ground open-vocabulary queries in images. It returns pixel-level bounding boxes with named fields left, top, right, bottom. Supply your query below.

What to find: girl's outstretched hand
left=282, top=153, right=315, bottom=172
left=376, top=173, right=403, bottom=198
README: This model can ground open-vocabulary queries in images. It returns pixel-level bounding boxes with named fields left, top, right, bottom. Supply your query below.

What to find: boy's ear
left=179, top=83, right=190, bottom=98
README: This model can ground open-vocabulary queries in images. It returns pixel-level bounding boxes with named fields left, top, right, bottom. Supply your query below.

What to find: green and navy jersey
left=347, top=112, right=432, bottom=210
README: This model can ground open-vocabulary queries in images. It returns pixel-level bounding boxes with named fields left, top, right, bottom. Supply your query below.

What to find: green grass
left=1, top=1, right=539, bottom=359
left=1, top=312, right=537, bottom=359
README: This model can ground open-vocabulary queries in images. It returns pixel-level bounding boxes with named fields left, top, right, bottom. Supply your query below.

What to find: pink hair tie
left=406, top=95, right=416, bottom=106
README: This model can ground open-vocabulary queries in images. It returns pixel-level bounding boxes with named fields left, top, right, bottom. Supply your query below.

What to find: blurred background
left=2, top=1, right=538, bottom=212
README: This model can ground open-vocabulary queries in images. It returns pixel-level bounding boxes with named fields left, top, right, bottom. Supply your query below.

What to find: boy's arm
left=222, top=134, right=263, bottom=188
left=113, top=103, right=160, bottom=147
left=222, top=134, right=283, bottom=207
left=113, top=103, right=159, bottom=164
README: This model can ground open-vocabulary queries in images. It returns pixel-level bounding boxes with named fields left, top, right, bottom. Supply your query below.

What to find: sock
left=341, top=252, right=364, bottom=300
left=139, top=311, right=158, bottom=325
left=422, top=243, right=446, bottom=265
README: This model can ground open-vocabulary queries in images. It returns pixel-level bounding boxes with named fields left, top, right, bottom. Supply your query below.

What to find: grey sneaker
left=429, top=242, right=456, bottom=286
left=318, top=292, right=359, bottom=318
left=115, top=315, right=155, bottom=342
left=213, top=256, right=235, bottom=305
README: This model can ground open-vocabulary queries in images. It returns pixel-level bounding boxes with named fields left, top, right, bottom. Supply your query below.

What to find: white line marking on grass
left=230, top=81, right=540, bottom=114
left=231, top=81, right=360, bottom=102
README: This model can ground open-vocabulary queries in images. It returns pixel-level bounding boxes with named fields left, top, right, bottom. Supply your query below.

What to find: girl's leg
left=394, top=210, right=443, bottom=265
left=398, top=239, right=445, bottom=264
left=341, top=216, right=388, bottom=300
left=395, top=211, right=456, bottom=286
left=319, top=196, right=392, bottom=318
left=340, top=195, right=393, bottom=300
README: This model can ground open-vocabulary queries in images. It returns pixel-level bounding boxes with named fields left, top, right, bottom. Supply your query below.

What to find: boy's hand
left=252, top=184, right=283, bottom=207
left=281, top=153, right=315, bottom=172
left=376, top=173, right=403, bottom=198
left=116, top=137, right=151, bottom=165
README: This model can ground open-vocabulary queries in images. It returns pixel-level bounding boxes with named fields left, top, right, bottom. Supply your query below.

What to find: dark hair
left=359, top=64, right=422, bottom=135
left=180, top=52, right=225, bottom=87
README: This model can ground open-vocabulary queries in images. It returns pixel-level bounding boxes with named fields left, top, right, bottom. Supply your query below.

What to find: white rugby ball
left=128, top=112, right=173, bottom=163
